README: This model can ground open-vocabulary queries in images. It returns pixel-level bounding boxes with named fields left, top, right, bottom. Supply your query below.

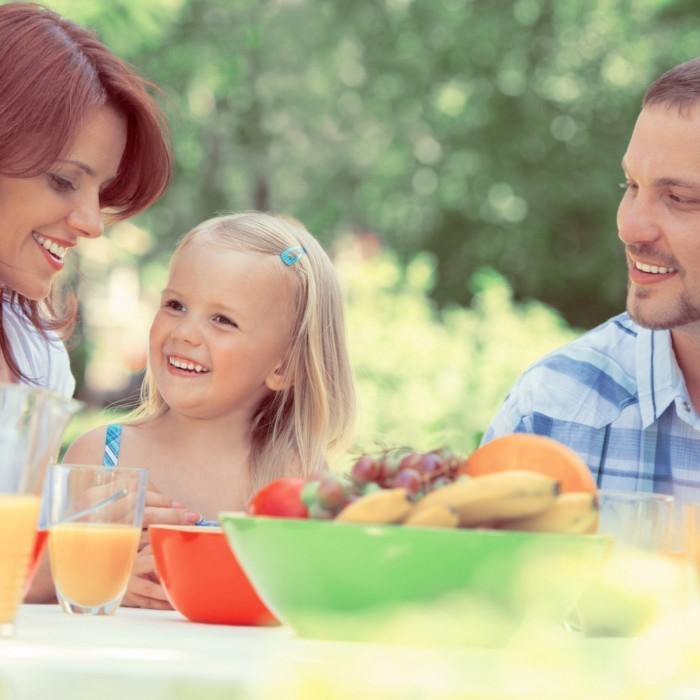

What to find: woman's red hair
left=0, top=2, right=173, bottom=383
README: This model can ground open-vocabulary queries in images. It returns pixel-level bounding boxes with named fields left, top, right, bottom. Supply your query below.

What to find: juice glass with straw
left=0, top=385, right=82, bottom=637
left=46, top=465, right=147, bottom=615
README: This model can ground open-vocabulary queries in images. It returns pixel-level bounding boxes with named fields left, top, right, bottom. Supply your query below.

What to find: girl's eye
left=48, top=174, right=75, bottom=193
left=214, top=314, right=237, bottom=327
left=164, top=299, right=184, bottom=312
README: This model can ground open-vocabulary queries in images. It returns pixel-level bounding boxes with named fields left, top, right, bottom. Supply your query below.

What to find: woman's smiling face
left=0, top=106, right=127, bottom=299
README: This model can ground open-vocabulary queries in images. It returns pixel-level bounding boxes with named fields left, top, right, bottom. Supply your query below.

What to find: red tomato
left=246, top=478, right=309, bottom=518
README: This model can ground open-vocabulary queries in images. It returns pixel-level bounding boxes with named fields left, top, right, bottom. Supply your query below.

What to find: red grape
left=350, top=456, right=380, bottom=485
left=414, top=452, right=443, bottom=475
left=340, top=494, right=361, bottom=509
left=377, top=454, right=400, bottom=484
left=391, top=468, right=422, bottom=494
left=316, top=477, right=347, bottom=510
left=397, top=451, right=421, bottom=472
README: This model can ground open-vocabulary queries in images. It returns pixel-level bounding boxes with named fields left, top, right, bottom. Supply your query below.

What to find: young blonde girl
left=58, top=211, right=356, bottom=608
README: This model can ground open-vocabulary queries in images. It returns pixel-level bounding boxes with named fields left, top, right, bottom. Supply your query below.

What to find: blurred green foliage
left=340, top=239, right=578, bottom=459
left=44, top=0, right=700, bottom=452
left=53, top=0, right=700, bottom=329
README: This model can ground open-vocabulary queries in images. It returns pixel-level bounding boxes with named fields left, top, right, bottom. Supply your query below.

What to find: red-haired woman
left=1, top=3, right=183, bottom=609
left=0, top=2, right=172, bottom=397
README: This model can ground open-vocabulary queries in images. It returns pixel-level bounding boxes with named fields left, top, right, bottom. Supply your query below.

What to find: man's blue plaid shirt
left=482, top=312, right=700, bottom=510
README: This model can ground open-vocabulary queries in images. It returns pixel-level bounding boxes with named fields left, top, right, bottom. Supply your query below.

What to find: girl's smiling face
left=0, top=106, right=127, bottom=299
left=149, top=234, right=297, bottom=421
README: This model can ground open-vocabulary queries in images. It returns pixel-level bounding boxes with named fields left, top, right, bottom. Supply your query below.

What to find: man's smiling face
left=618, top=103, right=700, bottom=332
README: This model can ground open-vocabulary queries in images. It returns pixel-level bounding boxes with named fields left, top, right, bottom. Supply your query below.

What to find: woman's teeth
left=169, top=356, right=209, bottom=373
left=635, top=261, right=676, bottom=274
left=33, top=233, right=67, bottom=260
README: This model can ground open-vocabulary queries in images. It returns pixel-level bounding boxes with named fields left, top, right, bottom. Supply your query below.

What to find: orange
left=462, top=433, right=597, bottom=494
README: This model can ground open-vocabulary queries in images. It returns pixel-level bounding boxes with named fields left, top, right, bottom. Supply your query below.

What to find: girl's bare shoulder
left=61, top=424, right=111, bottom=464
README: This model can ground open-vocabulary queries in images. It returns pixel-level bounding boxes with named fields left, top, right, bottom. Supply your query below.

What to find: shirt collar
left=636, top=325, right=687, bottom=427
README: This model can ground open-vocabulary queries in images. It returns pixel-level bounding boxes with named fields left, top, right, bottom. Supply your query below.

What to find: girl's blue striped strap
left=104, top=424, right=123, bottom=469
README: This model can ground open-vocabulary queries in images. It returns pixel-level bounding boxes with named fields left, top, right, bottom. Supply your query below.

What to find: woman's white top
left=4, top=301, right=75, bottom=399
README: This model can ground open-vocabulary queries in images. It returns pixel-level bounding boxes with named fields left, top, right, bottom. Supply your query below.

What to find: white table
left=0, top=604, right=699, bottom=699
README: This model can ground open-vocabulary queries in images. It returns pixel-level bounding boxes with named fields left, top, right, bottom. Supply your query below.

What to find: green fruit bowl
left=219, top=513, right=612, bottom=647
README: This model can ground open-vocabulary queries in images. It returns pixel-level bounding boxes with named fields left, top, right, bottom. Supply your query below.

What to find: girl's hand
left=142, top=485, right=202, bottom=527
left=139, top=486, right=201, bottom=549
left=123, top=484, right=201, bottom=608
left=121, top=544, right=172, bottom=610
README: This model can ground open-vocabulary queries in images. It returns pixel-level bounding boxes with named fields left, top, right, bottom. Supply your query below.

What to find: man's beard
left=623, top=243, right=695, bottom=330
left=627, top=282, right=700, bottom=330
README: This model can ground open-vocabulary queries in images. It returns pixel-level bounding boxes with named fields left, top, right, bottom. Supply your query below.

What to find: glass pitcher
left=0, top=384, right=83, bottom=493
left=0, top=384, right=83, bottom=636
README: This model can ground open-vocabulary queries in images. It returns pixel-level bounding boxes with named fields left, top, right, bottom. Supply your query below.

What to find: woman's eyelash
left=49, top=174, right=75, bottom=192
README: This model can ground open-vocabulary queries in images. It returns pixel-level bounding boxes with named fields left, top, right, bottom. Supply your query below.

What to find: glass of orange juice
left=46, top=465, right=147, bottom=615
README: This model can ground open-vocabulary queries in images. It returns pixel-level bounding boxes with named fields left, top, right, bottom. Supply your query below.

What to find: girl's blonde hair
left=132, top=211, right=355, bottom=495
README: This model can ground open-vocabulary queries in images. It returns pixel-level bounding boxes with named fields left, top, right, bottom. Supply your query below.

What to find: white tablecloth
left=0, top=604, right=699, bottom=699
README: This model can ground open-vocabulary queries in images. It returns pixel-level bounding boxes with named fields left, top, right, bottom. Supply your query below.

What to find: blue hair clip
left=280, top=245, right=307, bottom=266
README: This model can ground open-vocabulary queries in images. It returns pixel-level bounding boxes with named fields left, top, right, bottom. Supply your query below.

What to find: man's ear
left=265, top=364, right=293, bottom=392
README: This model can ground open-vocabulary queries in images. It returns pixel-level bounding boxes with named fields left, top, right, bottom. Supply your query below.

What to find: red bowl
left=150, top=524, right=277, bottom=626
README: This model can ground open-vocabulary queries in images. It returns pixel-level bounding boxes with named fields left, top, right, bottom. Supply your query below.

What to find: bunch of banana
left=335, top=487, right=413, bottom=524
left=335, top=488, right=460, bottom=528
left=409, top=469, right=560, bottom=527
left=500, top=492, right=599, bottom=535
left=332, top=469, right=600, bottom=535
